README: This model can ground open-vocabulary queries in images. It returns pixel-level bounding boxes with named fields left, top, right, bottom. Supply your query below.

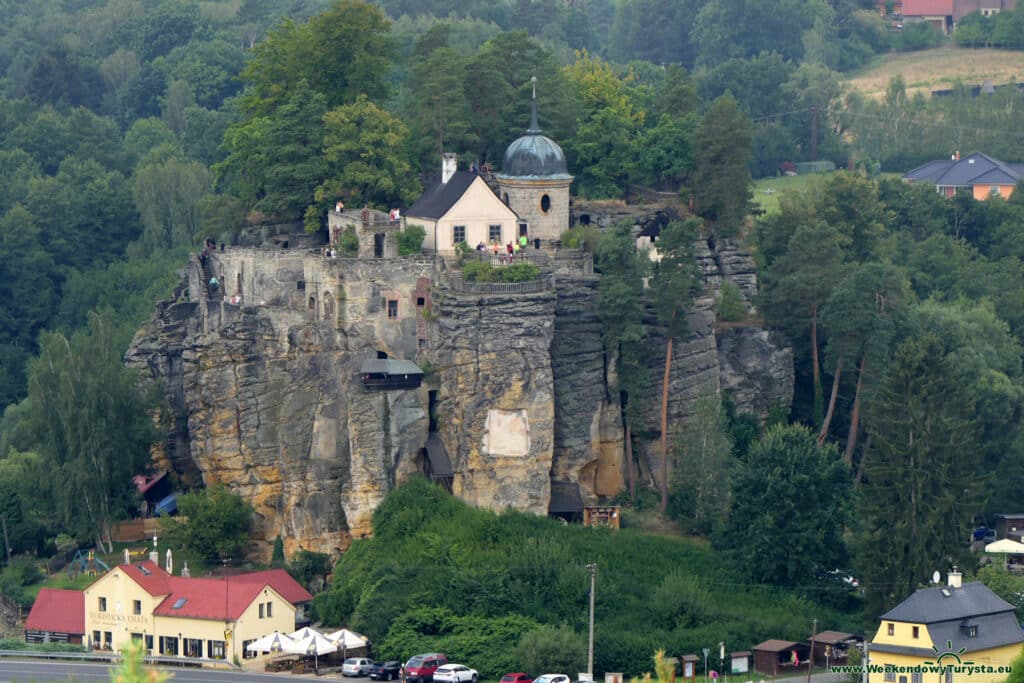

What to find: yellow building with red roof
left=75, top=560, right=311, bottom=662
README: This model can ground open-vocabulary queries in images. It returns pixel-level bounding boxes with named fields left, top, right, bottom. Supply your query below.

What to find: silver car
left=343, top=658, right=376, bottom=677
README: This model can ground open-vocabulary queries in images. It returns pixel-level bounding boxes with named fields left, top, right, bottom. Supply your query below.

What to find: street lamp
left=586, top=563, right=598, bottom=677
left=702, top=648, right=710, bottom=683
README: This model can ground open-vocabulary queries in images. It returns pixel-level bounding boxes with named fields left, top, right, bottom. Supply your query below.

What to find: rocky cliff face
left=127, top=219, right=791, bottom=556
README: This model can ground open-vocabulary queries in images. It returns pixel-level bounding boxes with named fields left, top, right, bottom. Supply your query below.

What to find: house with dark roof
left=903, top=152, right=1024, bottom=199
left=868, top=570, right=1024, bottom=683
left=408, top=153, right=520, bottom=254
left=80, top=560, right=312, bottom=661
left=902, top=0, right=1016, bottom=33
left=24, top=588, right=85, bottom=644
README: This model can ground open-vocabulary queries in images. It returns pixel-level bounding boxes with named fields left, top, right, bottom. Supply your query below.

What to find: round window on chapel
left=540, top=194, right=551, bottom=213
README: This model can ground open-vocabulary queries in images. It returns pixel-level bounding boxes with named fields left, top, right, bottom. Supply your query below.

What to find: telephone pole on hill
left=586, top=563, right=598, bottom=676
left=810, top=106, right=819, bottom=162
left=1, top=514, right=11, bottom=565
left=806, top=618, right=818, bottom=683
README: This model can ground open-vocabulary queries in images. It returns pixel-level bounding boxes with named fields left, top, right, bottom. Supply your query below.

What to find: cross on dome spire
left=528, top=75, right=541, bottom=134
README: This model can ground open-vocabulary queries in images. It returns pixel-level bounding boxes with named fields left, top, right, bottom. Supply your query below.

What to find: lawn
left=24, top=571, right=96, bottom=598
left=752, top=173, right=830, bottom=215
left=844, top=44, right=1024, bottom=100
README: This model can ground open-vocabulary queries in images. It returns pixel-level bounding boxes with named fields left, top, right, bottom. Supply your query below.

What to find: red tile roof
left=25, top=589, right=85, bottom=634
left=118, top=561, right=172, bottom=596
left=150, top=569, right=312, bottom=621
left=902, top=0, right=954, bottom=14
left=153, top=576, right=265, bottom=620
left=228, top=569, right=313, bottom=604
left=87, top=562, right=312, bottom=622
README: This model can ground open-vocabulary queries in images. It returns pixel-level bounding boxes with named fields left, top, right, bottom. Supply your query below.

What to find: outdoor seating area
left=248, top=626, right=369, bottom=674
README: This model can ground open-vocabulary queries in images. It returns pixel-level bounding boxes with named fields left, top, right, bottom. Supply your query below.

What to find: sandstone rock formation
left=127, top=217, right=791, bottom=557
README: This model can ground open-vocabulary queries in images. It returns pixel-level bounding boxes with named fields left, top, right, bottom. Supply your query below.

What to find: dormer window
left=969, top=626, right=977, bottom=638
left=912, top=626, right=919, bottom=639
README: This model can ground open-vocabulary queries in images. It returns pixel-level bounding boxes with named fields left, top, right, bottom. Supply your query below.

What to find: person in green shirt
left=519, top=234, right=528, bottom=248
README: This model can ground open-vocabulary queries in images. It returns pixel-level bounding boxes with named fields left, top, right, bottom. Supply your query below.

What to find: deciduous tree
left=717, top=424, right=853, bottom=586
left=317, top=95, right=420, bottom=211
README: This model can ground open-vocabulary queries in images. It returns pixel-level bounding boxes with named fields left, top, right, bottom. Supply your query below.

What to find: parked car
left=405, top=653, right=448, bottom=683
left=343, top=658, right=376, bottom=677
left=370, top=661, right=403, bottom=680
left=501, top=674, right=533, bottom=683
left=534, top=674, right=570, bottom=683
left=433, top=664, right=478, bottom=683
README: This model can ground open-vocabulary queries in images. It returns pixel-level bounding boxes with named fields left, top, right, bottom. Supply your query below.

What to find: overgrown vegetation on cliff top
left=313, top=478, right=856, bottom=677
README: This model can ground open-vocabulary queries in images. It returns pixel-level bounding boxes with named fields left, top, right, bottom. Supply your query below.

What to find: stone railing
left=449, top=274, right=555, bottom=295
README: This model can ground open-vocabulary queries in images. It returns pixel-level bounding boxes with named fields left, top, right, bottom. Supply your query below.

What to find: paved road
left=0, top=659, right=357, bottom=682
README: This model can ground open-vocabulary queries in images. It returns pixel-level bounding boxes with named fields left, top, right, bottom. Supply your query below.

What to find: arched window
left=308, top=295, right=316, bottom=310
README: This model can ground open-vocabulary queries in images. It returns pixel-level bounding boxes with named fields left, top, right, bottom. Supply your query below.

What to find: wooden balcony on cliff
left=359, top=359, right=424, bottom=391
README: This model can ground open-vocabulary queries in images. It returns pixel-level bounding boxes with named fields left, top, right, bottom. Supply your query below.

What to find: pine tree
left=649, top=219, right=702, bottom=513
left=857, top=334, right=985, bottom=614
left=692, top=94, right=752, bottom=235
left=596, top=223, right=649, bottom=501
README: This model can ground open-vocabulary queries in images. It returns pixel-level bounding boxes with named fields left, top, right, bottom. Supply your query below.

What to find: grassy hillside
left=313, top=479, right=859, bottom=677
left=845, top=45, right=1024, bottom=100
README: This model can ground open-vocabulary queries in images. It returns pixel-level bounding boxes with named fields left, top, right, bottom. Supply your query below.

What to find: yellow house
left=409, top=154, right=522, bottom=254
left=868, top=570, right=1024, bottom=683
left=83, top=561, right=312, bottom=663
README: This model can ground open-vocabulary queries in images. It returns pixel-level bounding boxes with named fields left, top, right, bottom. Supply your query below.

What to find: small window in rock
left=387, top=300, right=398, bottom=318
left=540, top=194, right=551, bottom=213
left=377, top=351, right=388, bottom=359
left=297, top=280, right=305, bottom=291
left=417, top=297, right=425, bottom=307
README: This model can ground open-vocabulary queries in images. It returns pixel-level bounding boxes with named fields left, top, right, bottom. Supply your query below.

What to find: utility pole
left=810, top=106, right=819, bottom=163
left=1, top=514, right=11, bottom=566
left=806, top=618, right=817, bottom=683
left=861, top=640, right=869, bottom=683
left=703, top=648, right=710, bottom=683
left=586, top=563, right=598, bottom=676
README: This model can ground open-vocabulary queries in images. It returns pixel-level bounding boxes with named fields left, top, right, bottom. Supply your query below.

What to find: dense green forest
left=5, top=0, right=1024, bottom=661
left=313, top=478, right=856, bottom=678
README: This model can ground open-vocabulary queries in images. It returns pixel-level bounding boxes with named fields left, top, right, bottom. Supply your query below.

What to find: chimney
left=955, top=150, right=961, bottom=161
left=442, top=153, right=458, bottom=184
left=948, top=567, right=962, bottom=588
left=149, top=535, right=158, bottom=565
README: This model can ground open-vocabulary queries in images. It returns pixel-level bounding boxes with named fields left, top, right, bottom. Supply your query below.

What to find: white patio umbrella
left=986, top=538, right=1024, bottom=554
left=289, top=626, right=324, bottom=641
left=245, top=632, right=296, bottom=654
left=325, top=629, right=369, bottom=650
left=282, top=632, right=339, bottom=671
